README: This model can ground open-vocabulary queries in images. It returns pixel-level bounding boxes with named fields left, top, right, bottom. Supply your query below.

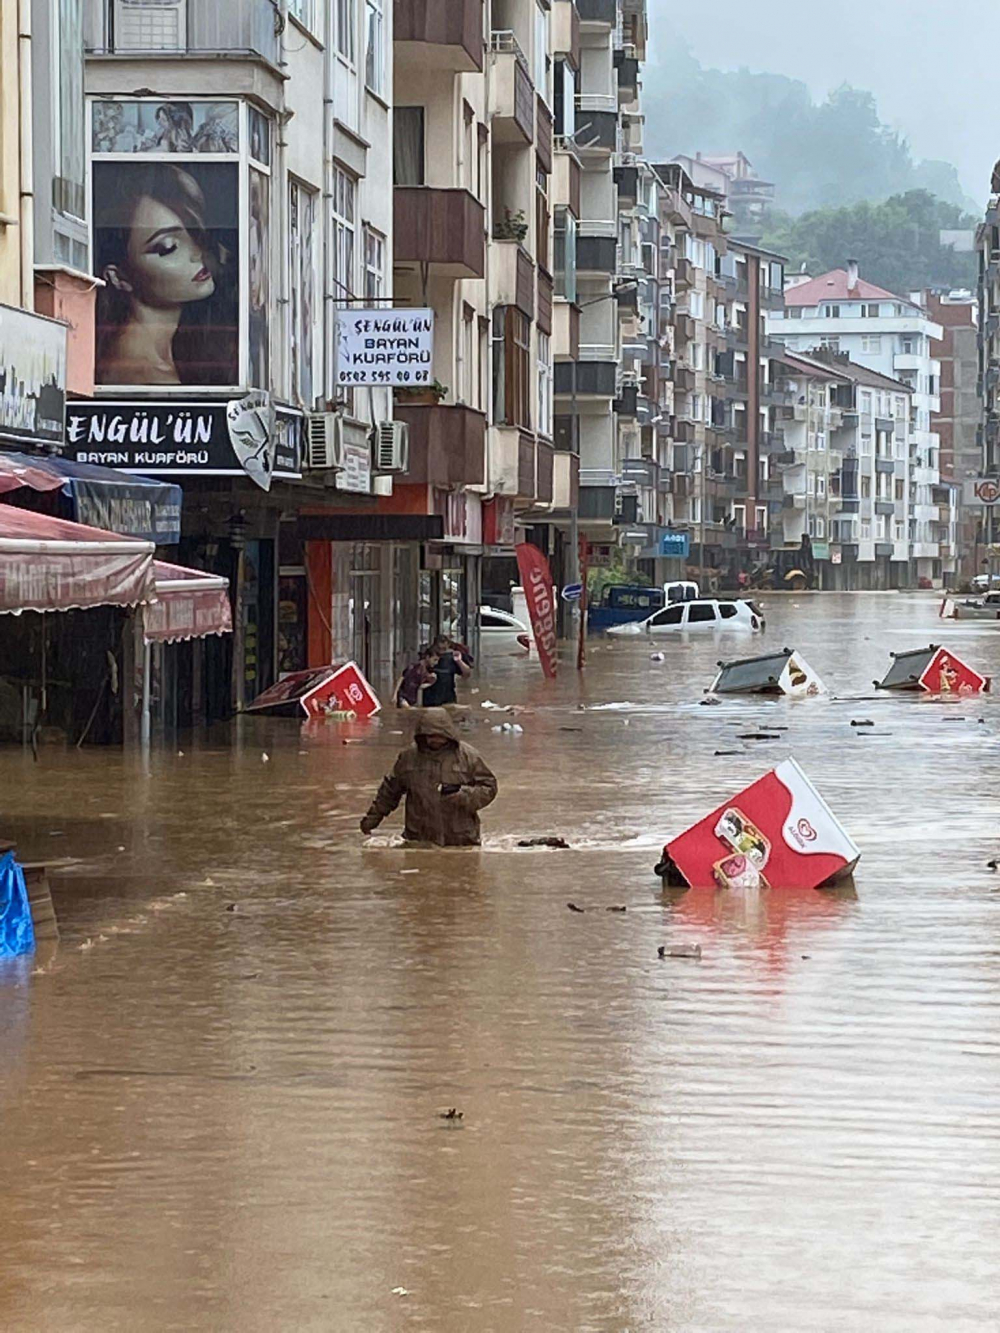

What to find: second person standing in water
left=420, top=635, right=472, bottom=707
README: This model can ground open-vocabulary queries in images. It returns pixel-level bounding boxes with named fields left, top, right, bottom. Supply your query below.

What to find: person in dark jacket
left=420, top=636, right=472, bottom=707
left=359, top=708, right=497, bottom=846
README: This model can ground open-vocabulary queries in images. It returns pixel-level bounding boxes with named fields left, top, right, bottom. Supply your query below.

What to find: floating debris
left=658, top=944, right=702, bottom=959
left=518, top=836, right=570, bottom=849
left=566, top=902, right=586, bottom=913
left=438, top=1108, right=463, bottom=1121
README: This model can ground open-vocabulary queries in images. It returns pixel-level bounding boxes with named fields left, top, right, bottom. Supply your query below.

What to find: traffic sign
left=561, top=582, right=583, bottom=602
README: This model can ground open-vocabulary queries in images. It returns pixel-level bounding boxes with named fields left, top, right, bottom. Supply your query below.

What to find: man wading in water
left=359, top=709, right=498, bottom=847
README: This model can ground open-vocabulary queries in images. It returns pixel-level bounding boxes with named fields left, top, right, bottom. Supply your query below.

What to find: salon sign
left=64, top=400, right=303, bottom=480
left=334, top=308, right=434, bottom=388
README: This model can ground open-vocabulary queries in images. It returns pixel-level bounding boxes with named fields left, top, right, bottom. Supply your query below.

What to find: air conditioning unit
left=306, top=412, right=345, bottom=471
left=373, top=420, right=409, bottom=474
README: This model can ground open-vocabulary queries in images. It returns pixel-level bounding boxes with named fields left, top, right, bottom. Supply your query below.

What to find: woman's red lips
left=193, top=267, right=210, bottom=283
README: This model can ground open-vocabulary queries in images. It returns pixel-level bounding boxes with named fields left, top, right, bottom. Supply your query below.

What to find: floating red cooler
left=655, top=758, right=860, bottom=891
left=874, top=644, right=991, bottom=695
left=246, top=661, right=381, bottom=719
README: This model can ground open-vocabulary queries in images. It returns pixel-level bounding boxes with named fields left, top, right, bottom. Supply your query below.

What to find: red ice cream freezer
left=656, top=758, right=861, bottom=891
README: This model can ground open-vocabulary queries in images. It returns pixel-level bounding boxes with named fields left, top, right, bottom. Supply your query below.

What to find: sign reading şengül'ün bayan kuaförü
left=334, top=308, right=434, bottom=387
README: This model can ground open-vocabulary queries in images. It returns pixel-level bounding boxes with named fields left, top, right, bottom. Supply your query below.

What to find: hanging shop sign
left=659, top=529, right=690, bottom=558
left=64, top=400, right=302, bottom=479
left=0, top=303, right=68, bottom=446
left=435, top=489, right=483, bottom=544
left=335, top=308, right=434, bottom=388
left=335, top=439, right=372, bottom=494
left=483, top=495, right=516, bottom=547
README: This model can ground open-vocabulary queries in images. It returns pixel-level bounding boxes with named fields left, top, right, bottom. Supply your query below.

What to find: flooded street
left=3, top=592, right=1000, bottom=1332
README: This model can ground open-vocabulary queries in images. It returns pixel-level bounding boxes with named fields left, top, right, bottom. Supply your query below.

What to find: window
left=537, top=331, right=553, bottom=437
left=458, top=303, right=475, bottom=405
left=901, top=335, right=915, bottom=354
left=719, top=603, right=738, bottom=619
left=861, top=476, right=872, bottom=498
left=861, top=335, right=882, bottom=354
left=461, top=103, right=475, bottom=191
left=788, top=308, right=803, bottom=319
left=862, top=303, right=880, bottom=318
left=895, top=479, right=904, bottom=501
left=819, top=336, right=840, bottom=352
left=651, top=605, right=685, bottom=627
left=336, top=0, right=356, bottom=61
left=553, top=59, right=576, bottom=138
left=687, top=603, right=717, bottom=623
left=288, top=0, right=316, bottom=31
left=363, top=225, right=384, bottom=301
left=333, top=168, right=356, bottom=297
left=815, top=517, right=826, bottom=538
left=860, top=390, right=872, bottom=414
left=554, top=208, right=577, bottom=304
left=535, top=163, right=550, bottom=272
left=534, top=3, right=552, bottom=104
left=365, top=0, right=384, bottom=94
left=689, top=290, right=704, bottom=320
left=55, top=0, right=85, bottom=221
left=817, top=475, right=827, bottom=497
left=289, top=180, right=317, bottom=408
left=393, top=108, right=425, bottom=185
left=481, top=613, right=509, bottom=629
left=824, top=304, right=841, bottom=318
left=493, top=307, right=531, bottom=428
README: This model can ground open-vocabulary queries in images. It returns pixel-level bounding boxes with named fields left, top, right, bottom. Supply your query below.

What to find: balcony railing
left=88, top=0, right=280, bottom=62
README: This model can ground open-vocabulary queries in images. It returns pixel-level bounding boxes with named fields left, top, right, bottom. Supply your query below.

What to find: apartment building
left=923, top=289, right=978, bottom=581
left=1, top=0, right=93, bottom=455
left=769, top=262, right=948, bottom=584
left=976, top=202, right=1000, bottom=568
left=556, top=0, right=648, bottom=567
left=77, top=0, right=405, bottom=716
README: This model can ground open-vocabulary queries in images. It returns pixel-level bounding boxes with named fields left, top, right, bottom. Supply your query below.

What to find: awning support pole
left=141, top=639, right=151, bottom=749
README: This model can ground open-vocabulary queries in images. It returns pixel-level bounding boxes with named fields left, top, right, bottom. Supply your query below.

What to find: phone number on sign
left=337, top=370, right=431, bottom=385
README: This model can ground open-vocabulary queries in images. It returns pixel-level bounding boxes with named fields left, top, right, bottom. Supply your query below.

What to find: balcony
left=491, top=32, right=534, bottom=143
left=614, top=48, right=639, bottom=102
left=554, top=360, right=616, bottom=399
left=394, top=0, right=484, bottom=72
left=875, top=457, right=895, bottom=474
left=672, top=364, right=695, bottom=392
left=492, top=241, right=535, bottom=318
left=489, top=426, right=539, bottom=503
left=783, top=492, right=806, bottom=510
left=673, top=313, right=695, bottom=343
left=577, top=235, right=617, bottom=275
left=759, top=429, right=786, bottom=452
left=394, top=188, right=485, bottom=279
left=674, top=257, right=694, bottom=289
left=622, top=457, right=658, bottom=489
left=875, top=415, right=894, bottom=433
left=576, top=0, right=616, bottom=24
left=394, top=404, right=486, bottom=487
left=551, top=449, right=579, bottom=510
left=875, top=500, right=894, bottom=516
left=86, top=0, right=280, bottom=62
left=614, top=160, right=638, bottom=206
left=573, top=95, right=618, bottom=154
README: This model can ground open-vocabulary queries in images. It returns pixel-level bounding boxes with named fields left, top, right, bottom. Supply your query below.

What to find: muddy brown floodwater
left=2, top=592, right=1000, bottom=1331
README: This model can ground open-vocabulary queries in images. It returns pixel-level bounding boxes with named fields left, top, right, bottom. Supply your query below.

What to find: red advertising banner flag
left=515, top=541, right=558, bottom=679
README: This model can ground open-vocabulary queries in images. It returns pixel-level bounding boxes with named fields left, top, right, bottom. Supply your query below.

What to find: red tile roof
left=783, top=268, right=902, bottom=307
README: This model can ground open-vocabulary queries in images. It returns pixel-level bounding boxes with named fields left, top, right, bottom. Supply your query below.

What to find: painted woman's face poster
left=91, top=101, right=238, bottom=155
left=92, top=160, right=239, bottom=386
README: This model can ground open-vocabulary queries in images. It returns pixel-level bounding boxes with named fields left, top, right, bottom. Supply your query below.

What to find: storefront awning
left=0, top=451, right=182, bottom=543
left=145, top=561, right=232, bottom=644
left=0, top=505, right=155, bottom=614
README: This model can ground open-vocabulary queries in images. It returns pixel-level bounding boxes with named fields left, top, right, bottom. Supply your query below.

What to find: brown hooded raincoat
left=361, top=708, right=498, bottom=846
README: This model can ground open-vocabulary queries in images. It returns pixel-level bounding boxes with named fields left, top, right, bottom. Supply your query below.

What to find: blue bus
left=588, top=581, right=699, bottom=632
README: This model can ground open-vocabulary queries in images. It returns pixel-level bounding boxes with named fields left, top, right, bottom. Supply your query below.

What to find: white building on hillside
left=767, top=261, right=947, bottom=582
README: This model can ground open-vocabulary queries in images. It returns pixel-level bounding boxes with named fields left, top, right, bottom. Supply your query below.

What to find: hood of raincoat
left=414, top=707, right=461, bottom=745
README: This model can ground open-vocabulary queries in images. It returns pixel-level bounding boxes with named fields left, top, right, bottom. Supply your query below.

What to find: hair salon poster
left=90, top=100, right=254, bottom=391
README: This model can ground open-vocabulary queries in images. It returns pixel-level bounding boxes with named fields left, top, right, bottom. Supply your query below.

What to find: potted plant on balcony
left=493, top=208, right=528, bottom=243
left=394, top=379, right=448, bottom=407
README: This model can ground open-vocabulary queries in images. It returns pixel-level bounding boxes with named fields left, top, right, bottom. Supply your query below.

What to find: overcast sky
left=651, top=0, right=995, bottom=205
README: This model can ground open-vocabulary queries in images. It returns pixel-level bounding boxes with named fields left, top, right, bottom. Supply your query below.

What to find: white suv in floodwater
left=607, top=598, right=765, bottom=635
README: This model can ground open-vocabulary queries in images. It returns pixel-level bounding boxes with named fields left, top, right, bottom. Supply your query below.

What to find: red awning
left=0, top=505, right=155, bottom=614
left=145, top=561, right=232, bottom=643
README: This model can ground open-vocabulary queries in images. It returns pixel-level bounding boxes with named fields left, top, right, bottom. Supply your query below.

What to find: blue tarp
left=0, top=451, right=181, bottom=543
left=0, top=852, right=34, bottom=958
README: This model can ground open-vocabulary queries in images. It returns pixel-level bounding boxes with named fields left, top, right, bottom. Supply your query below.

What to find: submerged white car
left=607, top=598, right=765, bottom=635
left=478, top=605, right=531, bottom=654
